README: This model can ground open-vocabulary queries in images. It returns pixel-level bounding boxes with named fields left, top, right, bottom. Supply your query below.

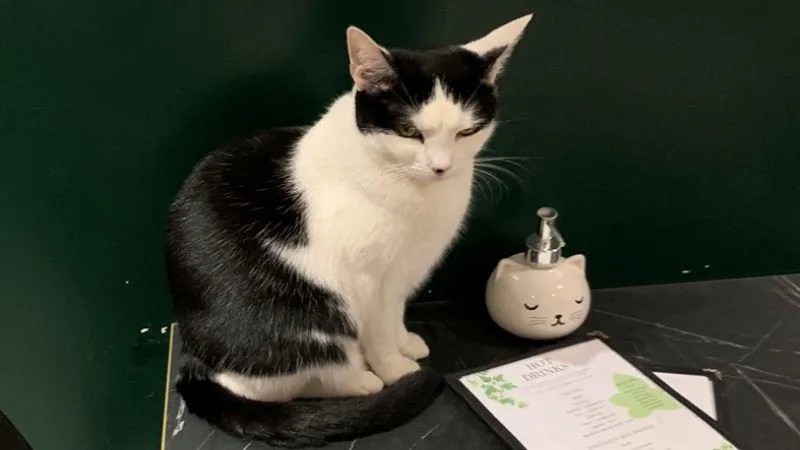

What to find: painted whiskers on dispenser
left=526, top=295, right=589, bottom=328
left=486, top=208, right=592, bottom=340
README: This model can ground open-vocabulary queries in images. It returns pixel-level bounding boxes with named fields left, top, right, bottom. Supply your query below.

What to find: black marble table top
left=163, top=274, right=800, bottom=450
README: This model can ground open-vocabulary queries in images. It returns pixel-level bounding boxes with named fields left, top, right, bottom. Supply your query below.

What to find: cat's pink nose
left=432, top=165, right=450, bottom=176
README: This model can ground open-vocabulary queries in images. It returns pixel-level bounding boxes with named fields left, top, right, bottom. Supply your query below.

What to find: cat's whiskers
left=463, top=82, right=483, bottom=112
left=495, top=115, right=535, bottom=126
left=476, top=157, right=530, bottom=175
left=476, top=162, right=525, bottom=187
left=472, top=167, right=505, bottom=203
left=479, top=151, right=544, bottom=182
left=382, top=165, right=409, bottom=183
left=381, top=163, right=424, bottom=186
left=471, top=154, right=536, bottom=203
left=481, top=147, right=543, bottom=160
left=397, top=81, right=420, bottom=110
left=477, top=155, right=537, bottom=165
left=389, top=88, right=413, bottom=110
left=471, top=171, right=489, bottom=199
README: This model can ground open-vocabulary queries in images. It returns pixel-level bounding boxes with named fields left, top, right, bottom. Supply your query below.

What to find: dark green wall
left=1, top=1, right=798, bottom=449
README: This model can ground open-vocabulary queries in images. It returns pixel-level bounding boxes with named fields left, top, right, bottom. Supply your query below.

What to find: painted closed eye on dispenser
left=485, top=207, right=592, bottom=340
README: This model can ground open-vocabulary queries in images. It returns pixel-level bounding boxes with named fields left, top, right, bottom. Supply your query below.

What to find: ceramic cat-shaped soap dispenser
left=486, top=207, right=591, bottom=340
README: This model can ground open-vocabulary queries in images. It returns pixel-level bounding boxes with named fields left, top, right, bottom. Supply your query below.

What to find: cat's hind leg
left=214, top=370, right=308, bottom=402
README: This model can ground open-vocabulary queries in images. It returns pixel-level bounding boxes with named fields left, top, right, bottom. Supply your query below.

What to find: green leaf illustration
left=608, top=373, right=681, bottom=419
left=467, top=372, right=527, bottom=408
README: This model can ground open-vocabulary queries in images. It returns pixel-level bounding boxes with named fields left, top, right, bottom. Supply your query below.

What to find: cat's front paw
left=399, top=332, right=430, bottom=360
left=352, top=370, right=385, bottom=396
left=372, top=354, right=421, bottom=385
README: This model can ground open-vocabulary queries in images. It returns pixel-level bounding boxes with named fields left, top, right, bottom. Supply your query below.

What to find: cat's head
left=346, top=15, right=533, bottom=181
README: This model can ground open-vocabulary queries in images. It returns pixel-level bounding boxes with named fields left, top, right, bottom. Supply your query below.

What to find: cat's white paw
left=399, top=332, right=430, bottom=360
left=300, top=370, right=384, bottom=398
left=352, top=370, right=385, bottom=395
left=372, top=355, right=421, bottom=385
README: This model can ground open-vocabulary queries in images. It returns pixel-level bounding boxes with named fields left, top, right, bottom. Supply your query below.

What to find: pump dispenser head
left=525, top=207, right=565, bottom=267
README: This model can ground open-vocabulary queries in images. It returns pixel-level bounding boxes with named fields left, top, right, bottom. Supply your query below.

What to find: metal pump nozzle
left=524, top=207, right=566, bottom=267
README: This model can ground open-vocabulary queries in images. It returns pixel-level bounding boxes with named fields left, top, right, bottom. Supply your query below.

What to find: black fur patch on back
left=166, top=128, right=356, bottom=377
left=355, top=46, right=500, bottom=135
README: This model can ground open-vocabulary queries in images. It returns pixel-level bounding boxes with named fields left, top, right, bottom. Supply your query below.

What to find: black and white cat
left=165, top=14, right=532, bottom=447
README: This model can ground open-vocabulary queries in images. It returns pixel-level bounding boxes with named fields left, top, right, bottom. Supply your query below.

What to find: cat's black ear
left=346, top=26, right=395, bottom=92
left=463, top=14, right=533, bottom=85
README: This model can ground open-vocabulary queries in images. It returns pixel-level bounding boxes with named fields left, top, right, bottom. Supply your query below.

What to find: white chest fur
left=270, top=94, right=473, bottom=323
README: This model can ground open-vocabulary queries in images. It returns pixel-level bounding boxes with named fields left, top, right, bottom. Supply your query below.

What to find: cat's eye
left=575, top=297, right=584, bottom=304
left=395, top=123, right=422, bottom=139
left=456, top=126, right=482, bottom=138
left=524, top=303, right=539, bottom=310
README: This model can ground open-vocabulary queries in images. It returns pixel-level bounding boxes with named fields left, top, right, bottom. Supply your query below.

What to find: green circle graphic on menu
left=608, top=373, right=682, bottom=418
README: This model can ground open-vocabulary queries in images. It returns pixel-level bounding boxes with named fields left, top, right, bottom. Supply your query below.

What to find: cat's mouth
left=551, top=316, right=566, bottom=327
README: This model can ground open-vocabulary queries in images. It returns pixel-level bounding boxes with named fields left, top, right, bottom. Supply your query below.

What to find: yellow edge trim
left=160, top=322, right=177, bottom=450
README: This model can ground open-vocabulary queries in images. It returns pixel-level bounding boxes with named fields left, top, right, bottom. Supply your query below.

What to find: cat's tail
left=175, top=362, right=444, bottom=448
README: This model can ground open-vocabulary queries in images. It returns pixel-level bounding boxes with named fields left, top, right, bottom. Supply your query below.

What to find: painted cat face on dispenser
left=486, top=254, right=591, bottom=340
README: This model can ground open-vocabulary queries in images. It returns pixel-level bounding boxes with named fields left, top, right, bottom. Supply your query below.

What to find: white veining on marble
left=594, top=310, right=748, bottom=348
left=409, top=424, right=441, bottom=449
left=738, top=321, right=782, bottom=363
left=661, top=336, right=695, bottom=366
left=774, top=277, right=800, bottom=308
left=776, top=276, right=800, bottom=296
left=735, top=367, right=800, bottom=439
left=773, top=288, right=800, bottom=309
left=196, top=430, right=216, bottom=450
left=733, top=363, right=800, bottom=384
left=631, top=344, right=657, bottom=363
left=726, top=375, right=800, bottom=392
left=768, top=348, right=800, bottom=356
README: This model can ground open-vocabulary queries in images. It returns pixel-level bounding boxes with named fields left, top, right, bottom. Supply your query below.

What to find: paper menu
left=454, top=339, right=738, bottom=450
left=653, top=371, right=718, bottom=421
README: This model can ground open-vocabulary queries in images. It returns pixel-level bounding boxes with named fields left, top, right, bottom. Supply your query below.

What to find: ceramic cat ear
left=565, top=254, right=586, bottom=272
left=346, top=26, right=395, bottom=92
left=462, top=14, right=533, bottom=84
